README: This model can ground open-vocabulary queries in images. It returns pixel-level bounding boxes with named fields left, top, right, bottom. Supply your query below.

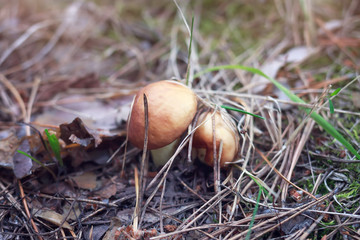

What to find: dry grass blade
left=25, top=77, right=42, bottom=136
left=229, top=193, right=332, bottom=240
left=0, top=74, right=27, bottom=121
left=282, top=119, right=316, bottom=197
left=133, top=167, right=140, bottom=231
left=135, top=94, right=149, bottom=230
left=0, top=20, right=53, bottom=66
left=255, top=148, right=318, bottom=200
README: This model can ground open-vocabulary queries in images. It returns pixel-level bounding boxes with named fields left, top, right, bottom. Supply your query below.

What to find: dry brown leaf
left=62, top=202, right=81, bottom=221
left=94, top=182, right=117, bottom=199
left=12, top=139, right=33, bottom=178
left=35, top=208, right=72, bottom=230
left=0, top=129, right=20, bottom=169
left=70, top=171, right=97, bottom=190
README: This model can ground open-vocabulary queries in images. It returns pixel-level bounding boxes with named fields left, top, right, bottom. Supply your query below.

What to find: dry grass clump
left=0, top=0, right=359, bottom=239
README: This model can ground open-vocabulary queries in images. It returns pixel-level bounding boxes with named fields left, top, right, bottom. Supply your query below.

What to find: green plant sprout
left=44, top=129, right=63, bottom=167
left=246, top=187, right=262, bottom=240
left=245, top=174, right=269, bottom=240
left=16, top=150, right=56, bottom=179
left=221, top=105, right=265, bottom=120
left=194, top=65, right=360, bottom=160
left=328, top=87, right=341, bottom=114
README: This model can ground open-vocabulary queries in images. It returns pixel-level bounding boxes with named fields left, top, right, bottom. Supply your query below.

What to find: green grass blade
left=245, top=187, right=262, bottom=240
left=221, top=105, right=265, bottom=120
left=17, top=150, right=42, bottom=166
left=330, top=88, right=341, bottom=97
left=45, top=129, right=63, bottom=166
left=194, top=65, right=360, bottom=160
left=16, top=150, right=56, bottom=179
left=328, top=98, right=334, bottom=114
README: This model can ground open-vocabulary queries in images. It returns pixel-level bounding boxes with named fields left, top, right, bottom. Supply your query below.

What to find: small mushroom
left=127, top=80, right=197, bottom=165
left=192, top=110, right=239, bottom=168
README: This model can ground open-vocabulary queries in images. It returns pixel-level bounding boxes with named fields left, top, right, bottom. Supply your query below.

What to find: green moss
left=337, top=181, right=360, bottom=198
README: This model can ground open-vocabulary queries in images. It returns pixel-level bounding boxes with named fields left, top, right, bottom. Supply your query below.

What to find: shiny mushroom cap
left=193, top=110, right=239, bottom=167
left=128, top=80, right=197, bottom=150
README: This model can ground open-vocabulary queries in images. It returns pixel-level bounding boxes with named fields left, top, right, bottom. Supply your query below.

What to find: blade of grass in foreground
left=221, top=105, right=265, bottom=120
left=194, top=65, right=360, bottom=160
left=16, top=150, right=56, bottom=179
left=243, top=173, right=269, bottom=240
left=245, top=187, right=262, bottom=240
left=45, top=129, right=63, bottom=166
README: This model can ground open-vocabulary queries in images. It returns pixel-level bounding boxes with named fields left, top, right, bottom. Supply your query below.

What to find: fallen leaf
left=35, top=93, right=132, bottom=131
left=252, top=46, right=318, bottom=93
left=60, top=117, right=102, bottom=147
left=70, top=172, right=97, bottom=190
left=41, top=181, right=76, bottom=197
left=0, top=128, right=20, bottom=169
left=13, top=139, right=33, bottom=178
left=94, top=182, right=117, bottom=199
left=87, top=224, right=109, bottom=240
left=62, top=202, right=81, bottom=221
left=34, top=208, right=73, bottom=230
left=103, top=217, right=122, bottom=240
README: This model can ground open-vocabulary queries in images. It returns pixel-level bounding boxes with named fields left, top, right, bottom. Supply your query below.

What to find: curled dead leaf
left=34, top=208, right=72, bottom=230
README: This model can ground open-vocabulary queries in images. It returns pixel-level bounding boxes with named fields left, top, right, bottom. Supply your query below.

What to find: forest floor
left=0, top=1, right=360, bottom=239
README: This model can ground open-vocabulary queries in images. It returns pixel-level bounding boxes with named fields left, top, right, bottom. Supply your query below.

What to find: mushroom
left=127, top=80, right=197, bottom=165
left=192, top=110, right=239, bottom=168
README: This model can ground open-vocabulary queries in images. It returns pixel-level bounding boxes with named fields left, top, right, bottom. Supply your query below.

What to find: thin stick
left=121, top=96, right=136, bottom=177
left=212, top=113, right=218, bottom=193
left=0, top=74, right=27, bottom=121
left=0, top=20, right=53, bottom=66
left=137, top=93, right=149, bottom=229
left=133, top=167, right=140, bottom=231
left=18, top=180, right=43, bottom=240
left=159, top=178, right=166, bottom=234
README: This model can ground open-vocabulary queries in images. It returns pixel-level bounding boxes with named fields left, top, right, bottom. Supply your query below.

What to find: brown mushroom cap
left=128, top=80, right=197, bottom=150
left=193, top=111, right=239, bottom=167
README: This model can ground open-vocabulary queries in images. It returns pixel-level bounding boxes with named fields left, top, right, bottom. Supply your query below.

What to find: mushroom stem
left=150, top=138, right=180, bottom=167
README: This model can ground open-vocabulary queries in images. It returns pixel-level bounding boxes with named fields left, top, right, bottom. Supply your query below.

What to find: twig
left=18, top=180, right=43, bottom=240
left=136, top=93, right=149, bottom=229
left=0, top=21, right=53, bottom=66
left=37, top=193, right=118, bottom=207
left=0, top=74, right=27, bottom=121
left=159, top=178, right=166, bottom=234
